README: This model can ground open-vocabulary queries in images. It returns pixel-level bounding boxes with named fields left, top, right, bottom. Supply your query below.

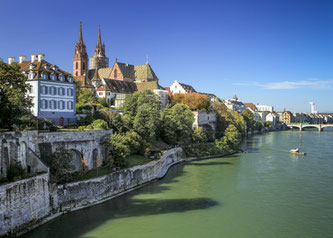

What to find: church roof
left=98, top=67, right=113, bottom=79
left=134, top=64, right=158, bottom=81
left=116, top=62, right=135, bottom=79
left=135, top=81, right=163, bottom=92
left=103, top=78, right=137, bottom=94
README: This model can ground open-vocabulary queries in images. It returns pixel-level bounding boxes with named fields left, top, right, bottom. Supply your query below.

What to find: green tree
left=122, top=90, right=161, bottom=128
left=264, top=121, right=272, bottom=128
left=192, top=127, right=208, bottom=143
left=0, top=62, right=33, bottom=129
left=77, top=88, right=98, bottom=105
left=160, top=104, right=194, bottom=145
left=50, top=148, right=74, bottom=182
left=110, top=112, right=125, bottom=133
left=133, top=103, right=161, bottom=141
left=90, top=119, right=108, bottom=130
left=256, top=121, right=264, bottom=131
left=242, top=109, right=256, bottom=135
left=108, top=131, right=143, bottom=168
left=98, top=97, right=108, bottom=107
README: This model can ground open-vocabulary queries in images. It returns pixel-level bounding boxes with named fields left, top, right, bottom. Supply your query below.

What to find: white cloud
left=234, top=79, right=333, bottom=89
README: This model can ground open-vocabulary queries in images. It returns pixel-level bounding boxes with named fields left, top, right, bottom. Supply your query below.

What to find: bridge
left=286, top=123, right=333, bottom=132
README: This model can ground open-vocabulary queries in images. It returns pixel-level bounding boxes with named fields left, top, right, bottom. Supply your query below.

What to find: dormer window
left=28, top=71, right=35, bottom=80
left=42, top=73, right=48, bottom=80
left=29, top=64, right=36, bottom=70
left=44, top=65, right=50, bottom=70
left=59, top=75, right=65, bottom=82
left=52, top=66, right=58, bottom=71
left=51, top=74, right=57, bottom=81
left=67, top=77, right=73, bottom=83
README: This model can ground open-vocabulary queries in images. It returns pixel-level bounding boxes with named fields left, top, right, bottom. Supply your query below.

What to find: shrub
left=90, top=119, right=108, bottom=130
left=7, top=164, right=26, bottom=181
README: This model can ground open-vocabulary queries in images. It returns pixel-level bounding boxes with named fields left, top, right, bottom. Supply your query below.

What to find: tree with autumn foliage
left=171, top=93, right=210, bottom=111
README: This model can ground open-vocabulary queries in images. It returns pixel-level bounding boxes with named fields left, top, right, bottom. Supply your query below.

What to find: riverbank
left=1, top=140, right=241, bottom=238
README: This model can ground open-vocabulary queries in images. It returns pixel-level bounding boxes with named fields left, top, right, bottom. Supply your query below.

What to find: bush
left=90, top=119, right=108, bottom=130
left=7, top=164, right=26, bottom=181
left=192, top=127, right=208, bottom=143
left=108, top=131, right=145, bottom=168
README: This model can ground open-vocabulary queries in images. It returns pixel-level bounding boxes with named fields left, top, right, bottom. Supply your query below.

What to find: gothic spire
left=78, top=21, right=83, bottom=44
left=95, top=25, right=103, bottom=54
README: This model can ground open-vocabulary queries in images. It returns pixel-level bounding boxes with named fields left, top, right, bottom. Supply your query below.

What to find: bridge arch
left=69, top=149, right=83, bottom=172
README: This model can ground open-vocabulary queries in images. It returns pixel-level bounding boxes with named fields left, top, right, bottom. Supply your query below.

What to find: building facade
left=170, top=80, right=196, bottom=94
left=10, top=54, right=76, bottom=125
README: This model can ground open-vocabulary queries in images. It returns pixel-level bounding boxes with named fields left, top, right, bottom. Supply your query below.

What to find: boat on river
left=290, top=149, right=306, bottom=155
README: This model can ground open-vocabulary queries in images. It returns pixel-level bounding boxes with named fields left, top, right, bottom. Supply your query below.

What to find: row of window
left=26, top=71, right=73, bottom=83
left=41, top=86, right=73, bottom=96
left=41, top=100, right=74, bottom=110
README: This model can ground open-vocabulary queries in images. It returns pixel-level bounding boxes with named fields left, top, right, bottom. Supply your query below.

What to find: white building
left=192, top=111, right=217, bottom=131
left=9, top=54, right=76, bottom=126
left=224, top=94, right=245, bottom=113
left=170, top=80, right=196, bottom=94
left=256, top=105, right=274, bottom=112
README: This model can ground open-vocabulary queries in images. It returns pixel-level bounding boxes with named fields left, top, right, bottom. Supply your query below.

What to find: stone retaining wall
left=0, top=147, right=186, bottom=237
left=0, top=173, right=50, bottom=236
left=56, top=147, right=185, bottom=211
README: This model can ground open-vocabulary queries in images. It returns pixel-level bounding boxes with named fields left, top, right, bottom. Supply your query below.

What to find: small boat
left=290, top=149, right=306, bottom=155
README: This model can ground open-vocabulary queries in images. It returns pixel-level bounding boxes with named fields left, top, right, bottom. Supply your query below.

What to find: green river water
left=23, top=130, right=333, bottom=238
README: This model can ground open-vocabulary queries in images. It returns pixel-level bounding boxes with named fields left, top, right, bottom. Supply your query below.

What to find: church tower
left=73, top=21, right=88, bottom=77
left=89, top=25, right=109, bottom=69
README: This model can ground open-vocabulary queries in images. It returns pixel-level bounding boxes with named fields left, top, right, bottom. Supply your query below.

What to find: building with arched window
left=10, top=53, right=76, bottom=125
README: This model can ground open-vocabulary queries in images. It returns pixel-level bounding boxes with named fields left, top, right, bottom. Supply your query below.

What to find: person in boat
left=295, top=148, right=299, bottom=152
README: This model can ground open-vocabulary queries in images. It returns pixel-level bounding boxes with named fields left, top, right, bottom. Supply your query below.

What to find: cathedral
left=73, top=22, right=168, bottom=108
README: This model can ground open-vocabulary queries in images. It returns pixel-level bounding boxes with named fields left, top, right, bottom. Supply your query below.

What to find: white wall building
left=10, top=54, right=76, bottom=126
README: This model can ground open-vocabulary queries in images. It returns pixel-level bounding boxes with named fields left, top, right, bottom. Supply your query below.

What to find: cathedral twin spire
left=74, top=21, right=109, bottom=73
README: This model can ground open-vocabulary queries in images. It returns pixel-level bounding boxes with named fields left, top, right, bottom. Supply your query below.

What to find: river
left=23, top=130, right=333, bottom=238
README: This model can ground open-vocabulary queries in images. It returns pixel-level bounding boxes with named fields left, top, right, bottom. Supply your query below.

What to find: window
left=82, top=63, right=85, bottom=70
left=76, top=62, right=78, bottom=69
left=67, top=101, right=73, bottom=110
left=114, top=69, right=117, bottom=79
left=99, top=92, right=103, bottom=95
left=67, top=88, right=73, bottom=96
left=58, top=87, right=65, bottom=96
left=59, top=100, right=65, bottom=110
left=41, top=86, right=48, bottom=94
left=41, top=100, right=47, bottom=109
left=51, top=74, right=57, bottom=81
left=51, top=87, right=56, bottom=95
left=50, top=100, right=56, bottom=109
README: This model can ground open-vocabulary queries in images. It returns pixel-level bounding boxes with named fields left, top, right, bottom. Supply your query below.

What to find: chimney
left=8, top=57, right=15, bottom=64
left=31, top=54, right=37, bottom=62
left=37, top=53, right=45, bottom=62
left=19, top=55, right=26, bottom=64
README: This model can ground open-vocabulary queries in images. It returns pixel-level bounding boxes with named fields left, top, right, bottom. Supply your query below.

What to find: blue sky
left=1, top=0, right=333, bottom=112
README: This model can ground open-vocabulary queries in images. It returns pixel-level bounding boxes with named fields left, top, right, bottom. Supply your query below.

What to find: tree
left=110, top=112, right=125, bottom=133
left=0, top=62, right=32, bottom=129
left=122, top=90, right=161, bottom=128
left=242, top=109, right=256, bottom=135
left=50, top=148, right=74, bottom=182
left=171, top=93, right=210, bottom=110
left=77, top=88, right=98, bottom=105
left=224, top=124, right=242, bottom=150
left=133, top=103, right=161, bottom=141
left=108, top=131, right=143, bottom=168
left=98, top=97, right=108, bottom=107
left=160, top=104, right=194, bottom=145
left=90, top=119, right=108, bottom=130
left=264, top=121, right=272, bottom=128
left=192, top=127, right=208, bottom=143
left=256, top=121, right=264, bottom=131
